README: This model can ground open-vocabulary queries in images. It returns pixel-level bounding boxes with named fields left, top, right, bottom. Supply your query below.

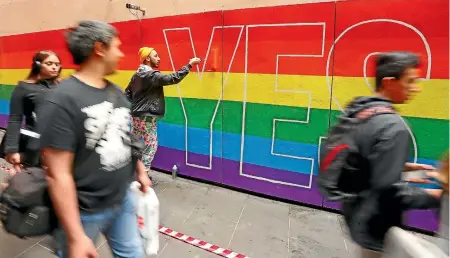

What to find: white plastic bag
left=130, top=181, right=160, bottom=256
left=383, top=227, right=449, bottom=258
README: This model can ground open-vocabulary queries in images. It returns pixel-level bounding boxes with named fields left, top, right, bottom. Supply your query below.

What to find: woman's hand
left=5, top=152, right=23, bottom=174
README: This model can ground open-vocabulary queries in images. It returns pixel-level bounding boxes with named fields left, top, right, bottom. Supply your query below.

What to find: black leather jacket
left=125, top=64, right=192, bottom=117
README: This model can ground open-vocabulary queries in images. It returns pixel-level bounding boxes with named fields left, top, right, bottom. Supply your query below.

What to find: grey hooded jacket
left=341, top=96, right=440, bottom=252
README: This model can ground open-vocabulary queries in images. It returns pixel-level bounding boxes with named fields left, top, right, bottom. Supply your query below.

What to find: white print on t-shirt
left=81, top=101, right=132, bottom=171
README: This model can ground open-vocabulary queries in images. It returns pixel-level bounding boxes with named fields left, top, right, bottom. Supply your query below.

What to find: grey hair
left=65, top=20, right=118, bottom=65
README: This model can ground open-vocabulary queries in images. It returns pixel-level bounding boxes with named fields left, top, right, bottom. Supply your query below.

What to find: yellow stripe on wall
left=1, top=69, right=448, bottom=120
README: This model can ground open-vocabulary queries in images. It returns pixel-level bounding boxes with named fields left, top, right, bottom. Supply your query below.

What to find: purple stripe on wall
left=153, top=146, right=324, bottom=206
left=405, top=210, right=439, bottom=232
left=0, top=114, right=8, bottom=128
left=153, top=146, right=439, bottom=232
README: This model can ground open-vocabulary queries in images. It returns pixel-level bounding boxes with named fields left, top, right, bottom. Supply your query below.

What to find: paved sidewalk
left=0, top=160, right=436, bottom=258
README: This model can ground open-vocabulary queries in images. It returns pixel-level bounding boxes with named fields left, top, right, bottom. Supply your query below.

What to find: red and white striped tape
left=158, top=226, right=250, bottom=258
left=0, top=165, right=250, bottom=258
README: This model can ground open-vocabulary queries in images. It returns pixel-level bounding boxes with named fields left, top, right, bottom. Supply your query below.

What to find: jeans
left=54, top=190, right=143, bottom=258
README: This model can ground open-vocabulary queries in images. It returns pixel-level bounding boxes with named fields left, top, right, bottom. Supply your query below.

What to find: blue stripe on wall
left=0, top=100, right=9, bottom=115
left=158, top=121, right=318, bottom=175
left=156, top=121, right=439, bottom=182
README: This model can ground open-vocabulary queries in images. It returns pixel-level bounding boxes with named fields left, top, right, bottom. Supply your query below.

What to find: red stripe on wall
left=0, top=0, right=448, bottom=78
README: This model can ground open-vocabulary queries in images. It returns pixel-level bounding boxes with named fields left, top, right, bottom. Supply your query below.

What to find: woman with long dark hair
left=3, top=50, right=62, bottom=172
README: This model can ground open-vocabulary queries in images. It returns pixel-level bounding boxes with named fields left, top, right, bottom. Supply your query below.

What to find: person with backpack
left=125, top=47, right=201, bottom=184
left=37, top=20, right=151, bottom=258
left=318, top=51, right=441, bottom=257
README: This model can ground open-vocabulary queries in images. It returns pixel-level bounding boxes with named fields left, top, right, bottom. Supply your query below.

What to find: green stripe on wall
left=160, top=97, right=448, bottom=160
left=0, top=85, right=14, bottom=100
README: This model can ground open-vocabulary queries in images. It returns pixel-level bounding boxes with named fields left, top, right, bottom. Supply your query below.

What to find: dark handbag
left=0, top=167, right=57, bottom=238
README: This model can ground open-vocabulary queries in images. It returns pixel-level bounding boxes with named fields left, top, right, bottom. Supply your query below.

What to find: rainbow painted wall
left=0, top=0, right=448, bottom=232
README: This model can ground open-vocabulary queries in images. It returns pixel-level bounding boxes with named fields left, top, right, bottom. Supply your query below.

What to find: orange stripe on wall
left=0, top=0, right=448, bottom=78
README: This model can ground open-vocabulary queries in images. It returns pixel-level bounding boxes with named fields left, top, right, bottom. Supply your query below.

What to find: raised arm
left=152, top=64, right=192, bottom=86
left=143, top=57, right=201, bottom=87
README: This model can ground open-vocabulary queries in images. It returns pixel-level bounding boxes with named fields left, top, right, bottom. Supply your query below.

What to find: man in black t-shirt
left=38, top=20, right=151, bottom=258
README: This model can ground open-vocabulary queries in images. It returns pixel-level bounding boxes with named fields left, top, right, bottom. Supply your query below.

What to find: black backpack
left=318, top=106, right=395, bottom=202
left=0, top=167, right=57, bottom=238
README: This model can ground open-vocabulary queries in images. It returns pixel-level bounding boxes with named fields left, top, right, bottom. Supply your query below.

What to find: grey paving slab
left=289, top=205, right=347, bottom=252
left=156, top=237, right=217, bottom=258
left=338, top=216, right=360, bottom=258
left=16, top=244, right=55, bottom=258
left=196, top=186, right=249, bottom=222
left=289, top=235, right=349, bottom=258
left=52, top=234, right=171, bottom=258
left=97, top=242, right=114, bottom=258
left=158, top=180, right=209, bottom=230
left=288, top=207, right=349, bottom=257
left=0, top=168, right=440, bottom=258
left=0, top=227, right=44, bottom=258
left=178, top=207, right=238, bottom=248
left=176, top=186, right=248, bottom=248
left=227, top=195, right=291, bottom=258
left=37, top=236, right=58, bottom=253
left=97, top=234, right=107, bottom=248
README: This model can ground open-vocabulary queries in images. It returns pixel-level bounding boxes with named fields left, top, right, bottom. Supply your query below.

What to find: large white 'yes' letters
left=240, top=23, right=326, bottom=188
left=163, top=26, right=244, bottom=170
left=160, top=19, right=431, bottom=184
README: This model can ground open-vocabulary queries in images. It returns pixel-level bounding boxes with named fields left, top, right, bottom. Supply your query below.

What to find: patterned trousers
left=131, top=116, right=158, bottom=170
